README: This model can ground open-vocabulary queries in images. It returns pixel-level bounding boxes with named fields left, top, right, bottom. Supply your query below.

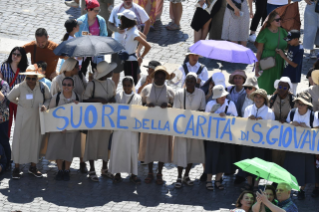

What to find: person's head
left=21, top=64, right=45, bottom=88
left=285, top=30, right=300, bottom=46
left=143, top=61, right=161, bottom=75
left=274, top=77, right=292, bottom=99
left=265, top=185, right=277, bottom=203
left=5, top=47, right=29, bottom=71
left=62, top=19, right=82, bottom=41
left=152, top=66, right=169, bottom=86
left=123, top=0, right=133, bottom=8
left=36, top=61, right=47, bottom=76
left=235, top=191, right=255, bottom=210
left=62, top=77, right=74, bottom=93
left=122, top=76, right=134, bottom=94
left=250, top=89, right=268, bottom=109
left=187, top=53, right=200, bottom=66
left=276, top=183, right=292, bottom=202
left=94, top=61, right=117, bottom=80
left=307, top=68, right=314, bottom=86
left=118, top=10, right=137, bottom=30
left=212, top=72, right=226, bottom=88
left=86, top=0, right=100, bottom=18
left=35, top=28, right=49, bottom=49
left=243, top=76, right=258, bottom=96
left=61, top=58, right=79, bottom=77
left=212, top=85, right=229, bottom=105
left=229, top=70, right=247, bottom=88
left=294, top=93, right=313, bottom=114
left=185, top=73, right=197, bottom=92
left=313, top=60, right=319, bottom=70
left=266, top=11, right=281, bottom=28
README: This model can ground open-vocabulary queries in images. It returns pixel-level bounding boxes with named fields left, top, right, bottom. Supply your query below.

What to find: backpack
left=183, top=64, right=205, bottom=87
left=39, top=81, right=46, bottom=104
left=289, top=108, right=314, bottom=128
left=269, top=93, right=295, bottom=109
left=56, top=92, right=79, bottom=107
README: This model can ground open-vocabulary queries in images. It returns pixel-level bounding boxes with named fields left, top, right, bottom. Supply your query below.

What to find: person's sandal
left=156, top=173, right=164, bottom=185
left=113, top=173, right=122, bottom=183
left=101, top=168, right=113, bottom=179
left=89, top=171, right=99, bottom=182
left=206, top=181, right=214, bottom=191
left=183, top=176, right=194, bottom=186
left=144, top=173, right=154, bottom=184
left=214, top=180, right=224, bottom=190
left=130, top=175, right=141, bottom=185
left=166, top=23, right=181, bottom=31
left=175, top=178, right=183, bottom=188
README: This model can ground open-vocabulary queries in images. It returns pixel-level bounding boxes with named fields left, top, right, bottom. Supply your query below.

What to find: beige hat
left=93, top=61, right=117, bottom=80
left=150, top=66, right=170, bottom=80
left=250, top=89, right=269, bottom=105
left=293, top=92, right=313, bottom=107
left=212, top=84, right=229, bottom=99
left=243, top=76, right=259, bottom=89
left=19, top=64, right=44, bottom=79
left=228, top=70, right=247, bottom=85
left=311, top=69, right=319, bottom=85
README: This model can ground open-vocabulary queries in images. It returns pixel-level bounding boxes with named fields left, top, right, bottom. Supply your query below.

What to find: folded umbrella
left=234, top=157, right=299, bottom=191
left=189, top=40, right=257, bottom=64
left=53, top=36, right=125, bottom=57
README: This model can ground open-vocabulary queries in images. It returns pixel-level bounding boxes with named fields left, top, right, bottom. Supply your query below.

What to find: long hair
left=4, top=47, right=29, bottom=72
left=60, top=58, right=78, bottom=73
left=265, top=11, right=279, bottom=28
left=120, top=16, right=137, bottom=30
left=235, top=191, right=256, bottom=208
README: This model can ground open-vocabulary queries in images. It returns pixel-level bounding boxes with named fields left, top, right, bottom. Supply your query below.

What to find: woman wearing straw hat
left=109, top=76, right=142, bottom=184
left=227, top=70, right=247, bottom=107
left=83, top=61, right=117, bottom=181
left=139, top=66, right=174, bottom=185
left=240, top=89, right=274, bottom=191
left=204, top=84, right=238, bottom=190
left=6, top=64, right=51, bottom=179
left=172, top=73, right=206, bottom=188
left=46, top=77, right=81, bottom=181
left=284, top=93, right=316, bottom=200
left=236, top=76, right=258, bottom=118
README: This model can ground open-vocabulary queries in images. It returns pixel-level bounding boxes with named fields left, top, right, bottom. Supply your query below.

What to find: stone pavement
left=0, top=0, right=319, bottom=211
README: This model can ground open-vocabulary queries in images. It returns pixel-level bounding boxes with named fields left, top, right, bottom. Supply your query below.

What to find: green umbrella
left=234, top=157, right=300, bottom=191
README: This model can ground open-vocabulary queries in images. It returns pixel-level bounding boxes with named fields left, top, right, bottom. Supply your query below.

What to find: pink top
left=89, top=18, right=100, bottom=36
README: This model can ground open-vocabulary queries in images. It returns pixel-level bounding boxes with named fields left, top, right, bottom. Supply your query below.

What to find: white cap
left=274, top=76, right=293, bottom=92
left=117, top=9, right=137, bottom=21
left=212, top=72, right=226, bottom=88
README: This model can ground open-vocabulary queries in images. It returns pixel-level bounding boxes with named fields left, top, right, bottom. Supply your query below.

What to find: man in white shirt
left=176, top=52, right=209, bottom=87
left=108, top=0, right=151, bottom=86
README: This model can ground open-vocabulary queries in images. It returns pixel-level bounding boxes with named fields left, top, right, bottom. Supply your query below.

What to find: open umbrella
left=234, top=157, right=299, bottom=191
left=53, top=36, right=125, bottom=57
left=189, top=40, right=257, bottom=64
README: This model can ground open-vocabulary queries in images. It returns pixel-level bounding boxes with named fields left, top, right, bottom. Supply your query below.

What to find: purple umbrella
left=189, top=40, right=258, bottom=64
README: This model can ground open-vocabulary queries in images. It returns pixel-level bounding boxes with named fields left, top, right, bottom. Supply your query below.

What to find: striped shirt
left=0, top=63, right=25, bottom=90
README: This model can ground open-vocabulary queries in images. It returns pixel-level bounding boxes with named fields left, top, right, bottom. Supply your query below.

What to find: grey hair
left=278, top=182, right=292, bottom=191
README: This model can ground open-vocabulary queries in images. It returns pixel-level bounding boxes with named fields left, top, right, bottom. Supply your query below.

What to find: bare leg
left=112, top=73, right=120, bottom=87
left=194, top=29, right=202, bottom=43
left=174, top=3, right=183, bottom=26
left=201, top=19, right=212, bottom=40
left=15, top=163, right=19, bottom=168
left=207, top=173, right=213, bottom=181
left=64, top=161, right=72, bottom=170
left=56, top=159, right=63, bottom=170
left=240, top=41, right=247, bottom=47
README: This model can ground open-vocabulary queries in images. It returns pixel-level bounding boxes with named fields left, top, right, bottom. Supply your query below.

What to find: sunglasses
left=244, top=87, right=253, bottom=90
left=93, top=9, right=101, bottom=13
left=298, top=102, right=307, bottom=107
left=273, top=18, right=281, bottom=22
left=26, top=77, right=37, bottom=81
left=62, top=83, right=73, bottom=87
left=13, top=53, right=21, bottom=57
left=278, top=85, right=288, bottom=90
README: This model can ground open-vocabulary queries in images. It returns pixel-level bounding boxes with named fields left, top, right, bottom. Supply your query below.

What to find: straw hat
left=150, top=66, right=170, bottom=79
left=19, top=64, right=44, bottom=78
left=274, top=76, right=292, bottom=91
left=212, top=72, right=226, bottom=88
left=293, top=93, right=313, bottom=107
left=250, top=89, right=269, bottom=105
left=228, top=70, right=247, bottom=84
left=93, top=61, right=117, bottom=80
left=212, top=84, right=229, bottom=99
left=243, top=76, right=259, bottom=89
left=311, top=69, right=319, bottom=85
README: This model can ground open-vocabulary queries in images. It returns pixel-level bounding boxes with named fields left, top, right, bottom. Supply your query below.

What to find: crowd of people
left=0, top=0, right=319, bottom=211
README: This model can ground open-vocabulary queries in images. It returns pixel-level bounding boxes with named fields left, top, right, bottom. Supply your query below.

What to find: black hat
left=284, top=30, right=300, bottom=42
left=64, top=19, right=82, bottom=31
left=143, top=61, right=161, bottom=69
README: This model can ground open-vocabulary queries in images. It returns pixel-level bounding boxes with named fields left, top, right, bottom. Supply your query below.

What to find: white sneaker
left=310, top=50, right=317, bottom=59
left=248, top=34, right=256, bottom=42
left=65, top=1, right=79, bottom=7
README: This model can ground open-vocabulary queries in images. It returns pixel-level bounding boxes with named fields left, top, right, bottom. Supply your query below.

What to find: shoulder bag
left=259, top=29, right=280, bottom=71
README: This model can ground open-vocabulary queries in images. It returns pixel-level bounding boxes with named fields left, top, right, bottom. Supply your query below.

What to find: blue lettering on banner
left=102, top=105, right=115, bottom=128
left=213, top=117, right=225, bottom=139
left=278, top=125, right=284, bottom=147
left=163, top=121, right=170, bottom=131
left=184, top=115, right=195, bottom=136
left=240, top=131, right=249, bottom=141
left=84, top=105, right=98, bottom=128
left=220, top=119, right=232, bottom=140
left=151, top=120, right=157, bottom=130
left=71, top=106, right=82, bottom=128
left=294, top=128, right=305, bottom=149
left=133, top=118, right=141, bottom=129
left=158, top=121, right=165, bottom=131
left=117, top=105, right=129, bottom=129
left=282, top=127, right=292, bottom=148
left=300, top=130, right=312, bottom=150
left=52, top=106, right=69, bottom=130
left=312, top=130, right=319, bottom=151
left=251, top=123, right=263, bottom=144
left=196, top=115, right=206, bottom=137
left=173, top=114, right=185, bottom=134
left=142, top=119, right=150, bottom=130
left=266, top=125, right=279, bottom=145
left=207, top=116, right=213, bottom=138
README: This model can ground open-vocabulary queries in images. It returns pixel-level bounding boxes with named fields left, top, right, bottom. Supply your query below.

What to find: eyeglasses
left=26, top=77, right=37, bottom=81
left=93, top=9, right=101, bottom=13
left=278, top=85, right=288, bottom=90
left=273, top=18, right=281, bottom=22
left=244, top=87, right=253, bottom=90
left=62, top=83, right=73, bottom=87
left=298, top=102, right=307, bottom=107
left=13, top=53, right=21, bottom=57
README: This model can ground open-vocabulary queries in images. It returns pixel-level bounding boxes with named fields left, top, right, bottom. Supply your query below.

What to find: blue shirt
left=39, top=78, right=52, bottom=90
left=277, top=198, right=298, bottom=212
left=282, top=45, right=304, bottom=83
left=75, top=14, right=108, bottom=38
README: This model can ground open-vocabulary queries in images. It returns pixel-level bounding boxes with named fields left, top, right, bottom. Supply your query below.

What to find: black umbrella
left=53, top=36, right=125, bottom=57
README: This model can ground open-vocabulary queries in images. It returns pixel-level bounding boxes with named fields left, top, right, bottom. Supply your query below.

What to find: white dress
left=109, top=92, right=142, bottom=175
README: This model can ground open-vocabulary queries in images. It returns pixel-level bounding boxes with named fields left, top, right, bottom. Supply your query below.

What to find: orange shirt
left=23, top=40, right=61, bottom=79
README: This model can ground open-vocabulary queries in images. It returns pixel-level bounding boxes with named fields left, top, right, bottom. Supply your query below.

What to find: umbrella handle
left=251, top=65, right=255, bottom=73
left=255, top=171, right=260, bottom=181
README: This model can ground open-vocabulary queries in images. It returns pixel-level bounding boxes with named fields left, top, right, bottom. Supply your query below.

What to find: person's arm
left=225, top=0, right=240, bottom=16
left=255, top=42, right=264, bottom=77
left=276, top=49, right=298, bottom=68
left=134, top=36, right=151, bottom=66
left=248, top=0, right=253, bottom=18
left=142, top=19, right=151, bottom=36
left=6, top=84, right=21, bottom=105
left=257, top=192, right=286, bottom=212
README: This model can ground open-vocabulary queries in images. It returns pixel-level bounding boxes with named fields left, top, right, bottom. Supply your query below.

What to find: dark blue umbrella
left=53, top=36, right=125, bottom=57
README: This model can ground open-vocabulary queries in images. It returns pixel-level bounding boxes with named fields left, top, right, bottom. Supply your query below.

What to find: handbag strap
left=127, top=93, right=135, bottom=104
left=9, top=67, right=20, bottom=88
left=33, top=44, right=37, bottom=63
left=183, top=89, right=186, bottom=110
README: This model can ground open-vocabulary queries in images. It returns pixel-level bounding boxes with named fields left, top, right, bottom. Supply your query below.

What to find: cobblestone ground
left=0, top=0, right=318, bottom=211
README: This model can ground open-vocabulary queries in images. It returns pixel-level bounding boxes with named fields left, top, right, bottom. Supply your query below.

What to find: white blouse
left=241, top=95, right=253, bottom=116
left=287, top=109, right=312, bottom=128
left=205, top=99, right=238, bottom=116
left=244, top=104, right=275, bottom=120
